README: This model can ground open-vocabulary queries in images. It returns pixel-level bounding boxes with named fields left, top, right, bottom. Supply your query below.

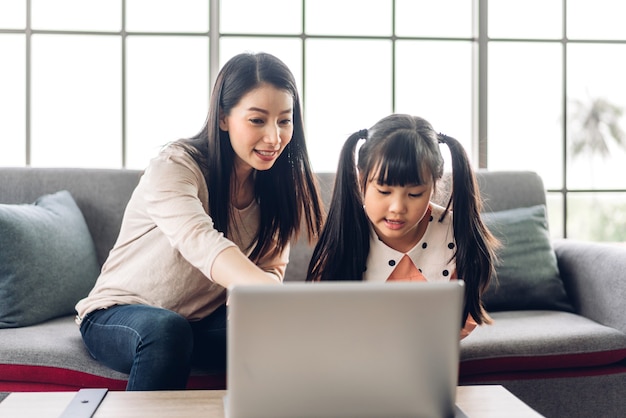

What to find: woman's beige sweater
left=75, top=145, right=288, bottom=323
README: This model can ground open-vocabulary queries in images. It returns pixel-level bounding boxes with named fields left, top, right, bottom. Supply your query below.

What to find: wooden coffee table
left=0, top=385, right=542, bottom=417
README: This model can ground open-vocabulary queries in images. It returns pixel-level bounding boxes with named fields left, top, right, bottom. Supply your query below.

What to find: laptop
left=225, top=281, right=468, bottom=418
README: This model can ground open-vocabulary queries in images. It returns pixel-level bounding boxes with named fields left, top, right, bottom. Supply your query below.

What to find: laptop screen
left=226, top=281, right=465, bottom=418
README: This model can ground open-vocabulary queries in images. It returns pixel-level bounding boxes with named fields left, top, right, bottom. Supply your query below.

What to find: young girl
left=306, top=114, right=498, bottom=339
left=75, top=52, right=324, bottom=390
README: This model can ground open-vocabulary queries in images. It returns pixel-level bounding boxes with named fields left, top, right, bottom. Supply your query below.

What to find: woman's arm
left=211, top=247, right=281, bottom=288
left=143, top=148, right=283, bottom=288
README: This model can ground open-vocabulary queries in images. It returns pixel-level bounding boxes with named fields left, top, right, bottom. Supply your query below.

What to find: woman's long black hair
left=178, top=52, right=324, bottom=261
left=307, top=114, right=498, bottom=324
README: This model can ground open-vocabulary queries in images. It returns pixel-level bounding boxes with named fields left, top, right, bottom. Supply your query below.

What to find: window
left=1, top=0, right=625, bottom=241
left=486, top=0, right=626, bottom=241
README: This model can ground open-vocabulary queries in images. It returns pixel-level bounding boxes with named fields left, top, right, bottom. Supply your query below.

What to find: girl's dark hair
left=178, top=52, right=323, bottom=261
left=306, top=114, right=498, bottom=325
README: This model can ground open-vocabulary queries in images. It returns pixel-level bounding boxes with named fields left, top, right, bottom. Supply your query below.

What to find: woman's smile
left=255, top=148, right=279, bottom=161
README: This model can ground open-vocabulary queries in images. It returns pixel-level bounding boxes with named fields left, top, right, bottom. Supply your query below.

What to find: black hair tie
left=437, top=133, right=447, bottom=144
left=358, top=129, right=368, bottom=139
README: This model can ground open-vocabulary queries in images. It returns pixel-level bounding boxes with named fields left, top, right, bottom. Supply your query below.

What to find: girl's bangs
left=373, top=139, right=427, bottom=186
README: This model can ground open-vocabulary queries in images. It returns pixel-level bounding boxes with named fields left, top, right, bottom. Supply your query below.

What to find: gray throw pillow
left=0, top=190, right=101, bottom=328
left=481, top=204, right=573, bottom=312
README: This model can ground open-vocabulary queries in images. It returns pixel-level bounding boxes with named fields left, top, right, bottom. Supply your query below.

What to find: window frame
left=2, top=0, right=626, bottom=240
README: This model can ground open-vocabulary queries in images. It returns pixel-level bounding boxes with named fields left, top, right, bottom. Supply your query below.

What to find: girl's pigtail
left=437, top=133, right=498, bottom=325
left=307, top=129, right=370, bottom=281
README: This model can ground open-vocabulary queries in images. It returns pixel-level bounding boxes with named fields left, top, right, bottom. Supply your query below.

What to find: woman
left=76, top=52, right=324, bottom=390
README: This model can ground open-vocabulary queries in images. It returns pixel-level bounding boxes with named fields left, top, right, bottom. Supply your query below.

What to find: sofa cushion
left=0, top=191, right=101, bottom=328
left=482, top=204, right=573, bottom=312
left=0, top=315, right=226, bottom=391
left=460, top=311, right=626, bottom=377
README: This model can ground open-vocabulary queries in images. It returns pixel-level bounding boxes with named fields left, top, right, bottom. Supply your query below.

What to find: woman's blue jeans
left=79, top=304, right=227, bottom=391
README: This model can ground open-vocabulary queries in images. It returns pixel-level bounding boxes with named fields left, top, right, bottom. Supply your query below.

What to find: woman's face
left=362, top=172, right=434, bottom=253
left=219, top=83, right=294, bottom=174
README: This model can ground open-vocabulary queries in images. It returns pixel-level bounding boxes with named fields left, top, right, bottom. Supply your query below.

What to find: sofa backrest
left=0, top=167, right=546, bottom=280
left=474, top=170, right=546, bottom=212
left=0, top=167, right=142, bottom=266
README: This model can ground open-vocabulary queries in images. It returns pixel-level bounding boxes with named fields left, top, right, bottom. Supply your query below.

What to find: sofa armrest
left=554, top=239, right=626, bottom=333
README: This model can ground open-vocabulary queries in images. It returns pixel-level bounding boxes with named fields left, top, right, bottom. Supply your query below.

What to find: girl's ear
left=219, top=109, right=228, bottom=131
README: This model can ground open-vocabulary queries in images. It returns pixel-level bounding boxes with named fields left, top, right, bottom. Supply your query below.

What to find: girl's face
left=363, top=172, right=434, bottom=253
left=219, top=83, right=294, bottom=174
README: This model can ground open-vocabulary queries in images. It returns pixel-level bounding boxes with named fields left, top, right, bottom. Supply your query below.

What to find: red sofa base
left=0, top=364, right=226, bottom=392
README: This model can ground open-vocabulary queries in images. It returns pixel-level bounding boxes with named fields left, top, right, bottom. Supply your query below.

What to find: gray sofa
left=1, top=167, right=626, bottom=417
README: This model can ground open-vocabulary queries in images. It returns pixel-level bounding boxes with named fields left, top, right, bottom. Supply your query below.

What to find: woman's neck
left=231, top=166, right=255, bottom=209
